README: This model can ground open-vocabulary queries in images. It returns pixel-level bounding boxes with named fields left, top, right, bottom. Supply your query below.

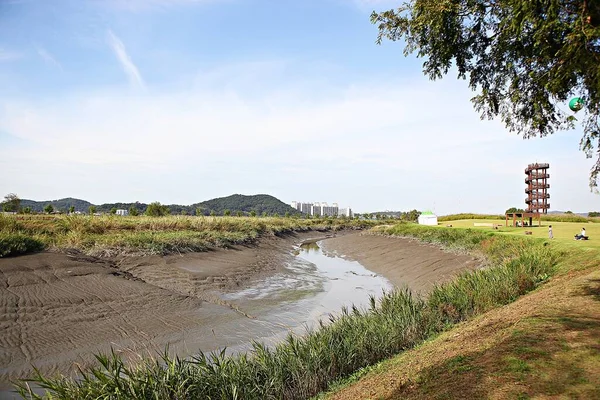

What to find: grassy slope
left=0, top=214, right=373, bottom=257
left=323, top=221, right=600, bottom=400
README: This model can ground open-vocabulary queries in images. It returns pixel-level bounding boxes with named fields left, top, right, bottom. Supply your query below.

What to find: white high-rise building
left=338, top=208, right=353, bottom=218
left=291, top=200, right=348, bottom=217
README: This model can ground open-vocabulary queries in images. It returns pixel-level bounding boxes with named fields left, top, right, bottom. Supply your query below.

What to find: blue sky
left=0, top=0, right=597, bottom=214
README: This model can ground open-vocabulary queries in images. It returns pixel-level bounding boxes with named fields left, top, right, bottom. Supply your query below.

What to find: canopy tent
left=418, top=211, right=438, bottom=226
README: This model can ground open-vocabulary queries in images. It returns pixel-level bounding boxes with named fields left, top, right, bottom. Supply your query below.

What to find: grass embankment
left=441, top=218, right=600, bottom=252
left=17, top=224, right=559, bottom=399
left=439, top=213, right=600, bottom=224
left=0, top=214, right=375, bottom=258
left=323, top=221, right=600, bottom=400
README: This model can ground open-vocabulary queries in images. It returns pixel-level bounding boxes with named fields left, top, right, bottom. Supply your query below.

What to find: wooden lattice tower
left=525, top=163, right=550, bottom=214
left=505, top=163, right=550, bottom=227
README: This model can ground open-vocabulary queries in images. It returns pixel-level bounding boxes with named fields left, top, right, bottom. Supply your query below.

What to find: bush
left=145, top=202, right=170, bottom=217
left=0, top=233, right=45, bottom=257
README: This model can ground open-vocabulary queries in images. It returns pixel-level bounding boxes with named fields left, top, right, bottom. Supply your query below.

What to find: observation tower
left=505, top=163, right=550, bottom=227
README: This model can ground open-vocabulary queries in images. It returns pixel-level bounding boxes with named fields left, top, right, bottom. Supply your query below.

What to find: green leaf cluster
left=372, top=0, right=600, bottom=188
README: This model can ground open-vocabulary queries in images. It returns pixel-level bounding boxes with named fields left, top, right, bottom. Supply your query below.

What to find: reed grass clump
left=0, top=233, right=45, bottom=257
left=0, top=214, right=375, bottom=257
left=16, top=224, right=561, bottom=399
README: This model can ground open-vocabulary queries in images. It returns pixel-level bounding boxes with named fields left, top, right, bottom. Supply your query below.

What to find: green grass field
left=439, top=219, right=600, bottom=251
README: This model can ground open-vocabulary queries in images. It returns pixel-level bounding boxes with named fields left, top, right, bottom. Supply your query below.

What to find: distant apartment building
left=338, top=207, right=353, bottom=218
left=115, top=209, right=129, bottom=216
left=291, top=201, right=351, bottom=217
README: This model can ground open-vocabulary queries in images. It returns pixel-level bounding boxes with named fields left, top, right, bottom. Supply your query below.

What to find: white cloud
left=0, top=59, right=596, bottom=212
left=36, top=47, right=62, bottom=70
left=0, top=48, right=22, bottom=62
left=107, top=30, right=145, bottom=89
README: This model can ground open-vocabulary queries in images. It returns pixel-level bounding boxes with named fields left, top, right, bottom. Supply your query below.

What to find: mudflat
left=0, top=231, right=328, bottom=392
left=0, top=230, right=479, bottom=394
left=321, top=233, right=480, bottom=294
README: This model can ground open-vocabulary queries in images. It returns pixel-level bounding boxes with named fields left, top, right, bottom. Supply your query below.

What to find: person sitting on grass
left=574, top=227, right=587, bottom=240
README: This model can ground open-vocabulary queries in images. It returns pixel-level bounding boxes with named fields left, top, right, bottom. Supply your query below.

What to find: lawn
left=440, top=219, right=600, bottom=251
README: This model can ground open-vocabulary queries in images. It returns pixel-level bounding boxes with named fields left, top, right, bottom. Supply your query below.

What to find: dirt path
left=321, top=233, right=481, bottom=294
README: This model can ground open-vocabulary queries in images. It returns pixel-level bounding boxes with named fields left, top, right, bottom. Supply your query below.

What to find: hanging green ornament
left=569, top=97, right=584, bottom=112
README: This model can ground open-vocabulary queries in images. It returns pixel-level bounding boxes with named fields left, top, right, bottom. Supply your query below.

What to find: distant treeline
left=14, top=194, right=301, bottom=217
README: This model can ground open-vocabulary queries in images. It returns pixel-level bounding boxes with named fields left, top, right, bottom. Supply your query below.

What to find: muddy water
left=217, top=240, right=393, bottom=351
left=171, top=240, right=393, bottom=355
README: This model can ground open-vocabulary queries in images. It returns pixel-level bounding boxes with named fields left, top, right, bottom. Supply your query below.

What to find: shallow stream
left=198, top=239, right=394, bottom=354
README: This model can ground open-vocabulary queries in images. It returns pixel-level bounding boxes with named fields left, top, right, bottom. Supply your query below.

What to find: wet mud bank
left=0, top=230, right=479, bottom=395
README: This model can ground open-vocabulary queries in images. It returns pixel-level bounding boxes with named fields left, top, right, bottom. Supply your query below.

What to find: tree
left=285, top=211, right=290, bottom=218
left=195, top=207, right=204, bottom=216
left=129, top=206, right=139, bottom=216
left=372, top=1, right=600, bottom=189
left=88, top=205, right=97, bottom=215
left=224, top=209, right=231, bottom=216
left=22, top=207, right=32, bottom=214
left=69, top=206, right=75, bottom=214
left=210, top=210, right=216, bottom=217
left=110, top=207, right=117, bottom=215
left=589, top=211, right=600, bottom=217
left=250, top=210, right=257, bottom=217
left=44, top=204, right=54, bottom=214
left=565, top=210, right=574, bottom=214
left=262, top=211, right=268, bottom=217
left=146, top=202, right=170, bottom=217
left=506, top=207, right=525, bottom=214
left=2, top=193, right=20, bottom=213
left=236, top=210, right=243, bottom=217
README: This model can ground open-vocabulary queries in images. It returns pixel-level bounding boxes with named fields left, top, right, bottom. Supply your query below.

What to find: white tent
left=418, top=211, right=438, bottom=226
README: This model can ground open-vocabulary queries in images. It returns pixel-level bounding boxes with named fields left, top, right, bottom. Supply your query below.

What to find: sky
left=0, top=0, right=597, bottom=214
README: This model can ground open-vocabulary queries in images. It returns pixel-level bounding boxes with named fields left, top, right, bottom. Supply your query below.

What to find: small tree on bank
left=146, top=202, right=170, bottom=217
left=2, top=193, right=21, bottom=213
left=129, top=206, right=139, bottom=216
left=44, top=204, right=54, bottom=214
left=88, top=205, right=96, bottom=215
left=224, top=209, right=231, bottom=216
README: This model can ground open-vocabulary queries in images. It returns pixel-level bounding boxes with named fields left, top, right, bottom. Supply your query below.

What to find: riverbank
left=0, top=214, right=376, bottom=258
left=321, top=233, right=480, bottom=294
left=8, top=225, right=557, bottom=399
left=0, top=231, right=326, bottom=391
left=1, top=230, right=481, bottom=396
left=321, top=222, right=600, bottom=399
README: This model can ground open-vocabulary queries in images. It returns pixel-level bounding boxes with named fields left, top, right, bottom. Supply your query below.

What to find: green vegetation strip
left=438, top=213, right=600, bottom=223
left=16, top=224, right=560, bottom=399
left=0, top=214, right=374, bottom=257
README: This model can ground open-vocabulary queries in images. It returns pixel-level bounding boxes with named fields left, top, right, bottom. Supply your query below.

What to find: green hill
left=20, top=198, right=93, bottom=213
left=196, top=194, right=300, bottom=216
left=17, top=194, right=299, bottom=216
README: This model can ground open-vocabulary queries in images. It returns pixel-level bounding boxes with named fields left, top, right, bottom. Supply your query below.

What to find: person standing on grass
left=548, top=225, right=553, bottom=239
